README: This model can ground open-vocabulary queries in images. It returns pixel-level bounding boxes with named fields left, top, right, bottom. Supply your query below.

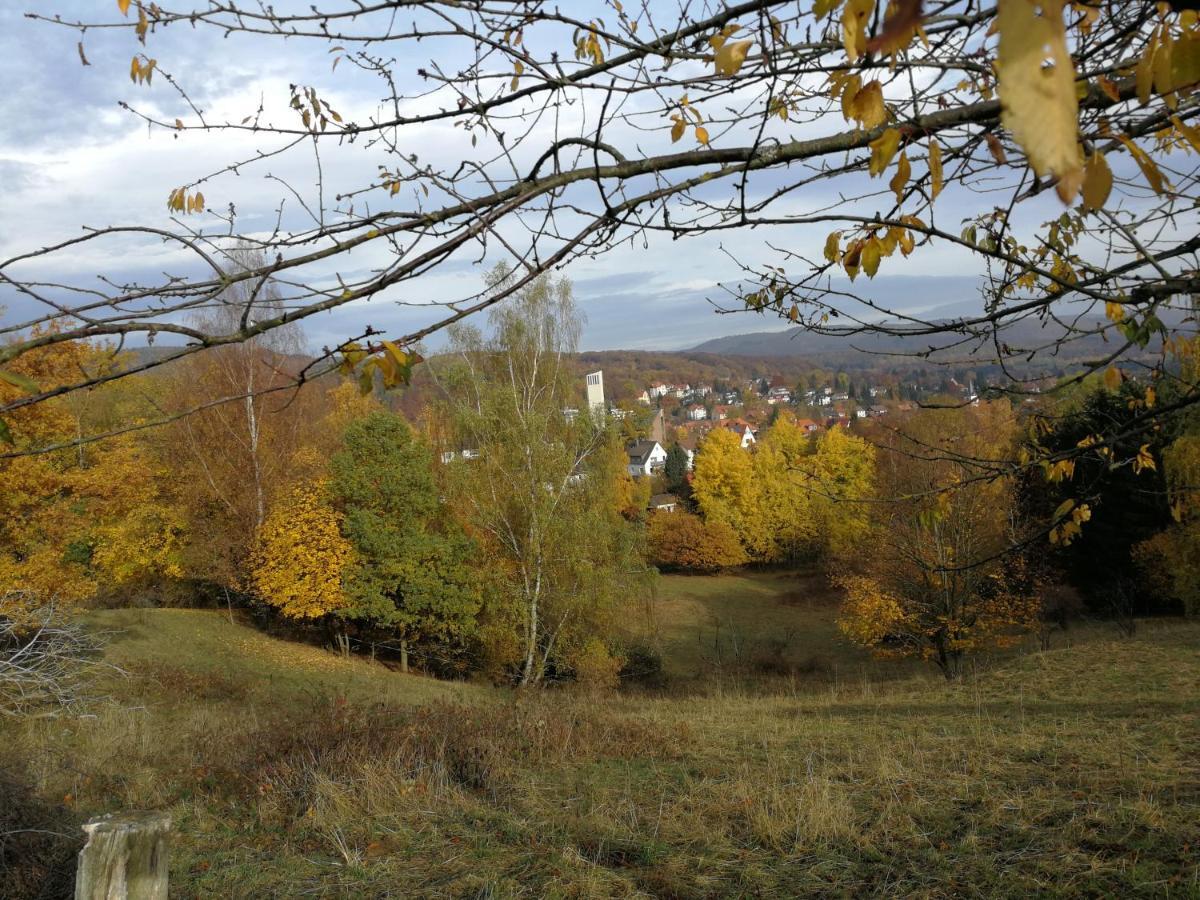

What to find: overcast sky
left=0, top=2, right=1008, bottom=354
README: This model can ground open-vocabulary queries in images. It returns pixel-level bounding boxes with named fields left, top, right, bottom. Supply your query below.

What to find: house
left=648, top=493, right=680, bottom=513
left=648, top=383, right=670, bottom=399
left=795, top=418, right=821, bottom=434
left=767, top=386, right=792, bottom=404
left=722, top=421, right=756, bottom=449
left=636, top=389, right=652, bottom=405
left=712, top=405, right=731, bottom=421
left=686, top=404, right=708, bottom=421
left=626, top=439, right=668, bottom=477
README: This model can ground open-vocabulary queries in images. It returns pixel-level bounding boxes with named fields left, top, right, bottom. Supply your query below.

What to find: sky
left=0, top=1, right=1002, bottom=354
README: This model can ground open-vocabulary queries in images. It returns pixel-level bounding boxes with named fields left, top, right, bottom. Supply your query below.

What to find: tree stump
left=75, top=811, right=170, bottom=900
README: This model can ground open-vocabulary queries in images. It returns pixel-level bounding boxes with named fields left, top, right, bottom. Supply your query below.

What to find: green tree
left=329, top=411, right=481, bottom=672
left=663, top=443, right=690, bottom=493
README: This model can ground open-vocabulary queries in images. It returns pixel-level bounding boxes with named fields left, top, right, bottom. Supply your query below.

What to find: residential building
left=722, top=421, right=756, bottom=449
left=626, top=440, right=668, bottom=477
left=686, top=404, right=708, bottom=421
left=648, top=493, right=680, bottom=513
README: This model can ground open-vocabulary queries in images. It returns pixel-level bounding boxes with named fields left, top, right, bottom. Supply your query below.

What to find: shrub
left=646, top=511, right=746, bottom=573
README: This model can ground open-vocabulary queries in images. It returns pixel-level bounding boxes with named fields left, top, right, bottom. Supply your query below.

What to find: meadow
left=3, top=574, right=1198, bottom=898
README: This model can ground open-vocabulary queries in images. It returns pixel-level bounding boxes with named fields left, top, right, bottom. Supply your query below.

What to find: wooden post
left=75, top=810, right=170, bottom=900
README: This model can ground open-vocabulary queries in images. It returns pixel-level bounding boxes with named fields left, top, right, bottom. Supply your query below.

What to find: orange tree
left=646, top=511, right=747, bottom=573
left=838, top=402, right=1040, bottom=679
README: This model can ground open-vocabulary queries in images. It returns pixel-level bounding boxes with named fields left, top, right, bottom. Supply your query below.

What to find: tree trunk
left=400, top=639, right=409, bottom=674
left=75, top=810, right=170, bottom=900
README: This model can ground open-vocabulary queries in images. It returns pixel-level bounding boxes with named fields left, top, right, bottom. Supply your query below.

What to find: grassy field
left=3, top=579, right=1198, bottom=897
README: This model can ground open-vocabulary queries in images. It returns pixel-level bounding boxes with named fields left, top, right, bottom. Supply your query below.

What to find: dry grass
left=1, top=600, right=1198, bottom=897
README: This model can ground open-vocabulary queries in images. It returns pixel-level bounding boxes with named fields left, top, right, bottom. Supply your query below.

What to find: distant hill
left=690, top=315, right=1129, bottom=368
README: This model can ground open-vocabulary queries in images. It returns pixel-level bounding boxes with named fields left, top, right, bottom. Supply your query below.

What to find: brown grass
left=1, top=602, right=1198, bottom=897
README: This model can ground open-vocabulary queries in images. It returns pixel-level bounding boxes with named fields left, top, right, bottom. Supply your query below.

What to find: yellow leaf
left=117, top=0, right=131, bottom=13
left=174, top=118, right=184, bottom=130
left=714, top=39, right=753, bottom=76
left=928, top=139, right=944, bottom=199
left=848, top=80, right=885, bottom=128
left=889, top=150, right=911, bottom=204
left=1136, top=27, right=1158, bottom=106
left=868, top=128, right=901, bottom=177
left=1134, top=444, right=1156, bottom=474
left=898, top=228, right=915, bottom=256
left=996, top=0, right=1083, bottom=203
left=842, top=0, right=874, bottom=62
left=1103, top=366, right=1122, bottom=392
left=861, top=237, right=882, bottom=278
left=1170, top=115, right=1200, bottom=155
left=695, top=125, right=710, bottom=146
left=824, top=231, right=841, bottom=263
left=671, top=116, right=685, bottom=143
left=839, top=73, right=863, bottom=122
left=129, top=56, right=140, bottom=83
left=1117, top=135, right=1168, bottom=195
left=814, top=0, right=844, bottom=17
left=1104, top=301, right=1125, bottom=323
left=1081, top=150, right=1112, bottom=211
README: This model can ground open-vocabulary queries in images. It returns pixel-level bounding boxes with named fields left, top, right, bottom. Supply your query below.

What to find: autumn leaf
left=0, top=368, right=39, bottom=394
left=928, top=139, right=944, bottom=199
left=868, top=128, right=901, bottom=177
left=670, top=116, right=685, bottom=143
left=117, top=0, right=132, bottom=13
left=714, top=39, right=753, bottom=76
left=1118, top=135, right=1168, bottom=195
left=861, top=237, right=882, bottom=278
left=890, top=150, right=911, bottom=203
left=848, top=80, right=886, bottom=128
left=695, top=125, right=710, bottom=146
left=996, top=0, right=1083, bottom=203
left=1081, top=150, right=1112, bottom=211
left=824, top=231, right=841, bottom=263
left=842, top=0, right=875, bottom=62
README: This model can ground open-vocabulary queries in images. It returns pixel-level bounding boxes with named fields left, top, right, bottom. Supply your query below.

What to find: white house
left=723, top=422, right=756, bottom=449
left=686, top=404, right=708, bottom=421
left=648, top=493, right=680, bottom=513
left=626, top=440, right=668, bottom=477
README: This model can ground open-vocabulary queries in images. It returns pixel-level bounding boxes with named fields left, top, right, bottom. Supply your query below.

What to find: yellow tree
left=250, top=480, right=353, bottom=620
left=691, top=426, right=769, bottom=558
left=753, top=416, right=817, bottom=563
left=1, top=332, right=183, bottom=622
left=837, top=402, right=1039, bottom=679
left=808, top=426, right=876, bottom=559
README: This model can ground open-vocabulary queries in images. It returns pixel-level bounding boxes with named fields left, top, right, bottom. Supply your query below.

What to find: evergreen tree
left=329, top=411, right=481, bottom=672
left=663, top=443, right=690, bottom=493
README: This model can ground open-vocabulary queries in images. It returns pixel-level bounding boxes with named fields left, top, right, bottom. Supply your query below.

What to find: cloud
left=2, top=3, right=996, bottom=356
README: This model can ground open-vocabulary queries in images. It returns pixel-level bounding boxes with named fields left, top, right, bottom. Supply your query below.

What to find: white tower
left=586, top=371, right=605, bottom=415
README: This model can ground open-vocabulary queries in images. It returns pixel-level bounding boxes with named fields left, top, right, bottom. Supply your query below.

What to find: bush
left=646, top=512, right=747, bottom=573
